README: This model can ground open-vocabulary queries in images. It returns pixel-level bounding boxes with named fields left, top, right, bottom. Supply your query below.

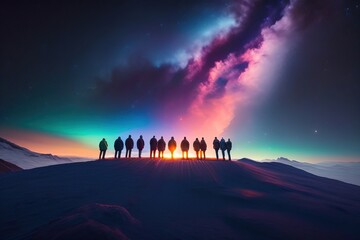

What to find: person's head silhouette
left=171, top=136, right=174, bottom=140
left=140, top=135, right=143, bottom=139
left=184, top=137, right=186, bottom=140
left=129, top=135, right=131, bottom=138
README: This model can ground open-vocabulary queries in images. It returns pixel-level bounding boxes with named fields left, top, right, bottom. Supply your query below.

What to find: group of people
left=98, top=135, right=232, bottom=161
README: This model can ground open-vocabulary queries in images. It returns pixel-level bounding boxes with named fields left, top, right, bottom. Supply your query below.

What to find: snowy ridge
left=0, top=137, right=87, bottom=169
left=265, top=157, right=360, bottom=186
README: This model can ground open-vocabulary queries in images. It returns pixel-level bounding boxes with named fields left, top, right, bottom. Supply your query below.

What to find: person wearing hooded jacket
left=180, top=137, right=190, bottom=159
left=99, top=138, right=108, bottom=160
left=213, top=137, right=220, bottom=160
left=200, top=137, right=207, bottom=160
left=125, top=135, right=134, bottom=158
left=168, top=137, right=177, bottom=159
left=137, top=135, right=145, bottom=158
left=220, top=137, right=226, bottom=160
left=226, top=138, right=232, bottom=161
left=114, top=137, right=124, bottom=159
left=149, top=136, right=157, bottom=158
left=193, top=138, right=201, bottom=160
left=157, top=136, right=166, bottom=159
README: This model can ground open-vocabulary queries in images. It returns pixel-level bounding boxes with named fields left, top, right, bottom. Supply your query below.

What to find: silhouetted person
left=213, top=137, right=220, bottom=160
left=226, top=138, right=232, bottom=161
left=168, top=137, right=177, bottom=159
left=137, top=135, right=145, bottom=158
left=200, top=137, right=207, bottom=160
left=125, top=135, right=134, bottom=158
left=220, top=137, right=226, bottom=160
left=99, top=138, right=108, bottom=160
left=158, top=136, right=166, bottom=159
left=193, top=138, right=201, bottom=160
left=180, top=137, right=190, bottom=159
left=114, top=137, right=124, bottom=159
left=150, top=136, right=157, bottom=158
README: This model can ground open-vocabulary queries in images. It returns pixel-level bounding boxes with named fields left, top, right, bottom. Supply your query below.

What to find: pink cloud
left=180, top=2, right=297, bottom=139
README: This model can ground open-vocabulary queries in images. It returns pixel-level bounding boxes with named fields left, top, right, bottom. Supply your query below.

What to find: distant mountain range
left=0, top=137, right=91, bottom=169
left=265, top=157, right=360, bottom=186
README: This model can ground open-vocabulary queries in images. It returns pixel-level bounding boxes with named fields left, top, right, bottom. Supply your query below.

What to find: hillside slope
left=0, top=137, right=89, bottom=169
left=267, top=157, right=360, bottom=186
left=0, top=159, right=359, bottom=240
left=0, top=159, right=22, bottom=174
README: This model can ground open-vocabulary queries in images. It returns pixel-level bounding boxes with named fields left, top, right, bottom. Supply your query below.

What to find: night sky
left=1, top=0, right=359, bottom=162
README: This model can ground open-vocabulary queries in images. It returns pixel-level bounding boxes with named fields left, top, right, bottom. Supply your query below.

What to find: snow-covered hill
left=0, top=137, right=91, bottom=169
left=0, top=158, right=359, bottom=239
left=266, top=157, right=360, bottom=186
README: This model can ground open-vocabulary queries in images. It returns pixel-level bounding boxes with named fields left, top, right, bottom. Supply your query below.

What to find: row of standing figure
left=99, top=136, right=232, bottom=160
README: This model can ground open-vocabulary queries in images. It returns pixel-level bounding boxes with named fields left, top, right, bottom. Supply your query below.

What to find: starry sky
left=1, top=0, right=359, bottom=162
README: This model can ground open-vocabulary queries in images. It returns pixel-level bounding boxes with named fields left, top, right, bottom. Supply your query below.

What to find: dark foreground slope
left=0, top=159, right=359, bottom=240
left=0, top=159, right=22, bottom=174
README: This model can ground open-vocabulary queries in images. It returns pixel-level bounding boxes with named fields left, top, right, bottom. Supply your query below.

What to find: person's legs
left=227, top=150, right=231, bottom=161
left=99, top=151, right=102, bottom=160
left=102, top=150, right=106, bottom=159
left=186, top=151, right=188, bottom=159
left=115, top=150, right=118, bottom=158
left=222, top=150, right=225, bottom=160
left=129, top=149, right=132, bottom=158
left=182, top=151, right=184, bottom=159
left=215, top=149, right=219, bottom=160
left=204, top=151, right=206, bottom=160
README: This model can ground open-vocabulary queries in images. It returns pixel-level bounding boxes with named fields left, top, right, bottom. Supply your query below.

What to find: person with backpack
left=213, top=137, right=220, bottom=160
left=226, top=138, right=232, bottom=161
left=200, top=137, right=207, bottom=160
left=193, top=138, right=201, bottom=160
left=220, top=137, right=226, bottom=160
left=99, top=138, right=108, bottom=160
left=149, top=136, right=157, bottom=158
left=137, top=135, right=145, bottom=158
left=168, top=137, right=177, bottom=159
left=157, top=136, right=166, bottom=159
left=114, top=137, right=124, bottom=159
left=125, top=135, right=134, bottom=158
left=180, top=137, right=190, bottom=159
